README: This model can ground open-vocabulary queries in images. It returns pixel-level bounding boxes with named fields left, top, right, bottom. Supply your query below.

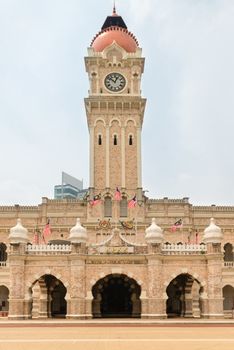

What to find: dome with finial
left=145, top=218, right=164, bottom=244
left=9, top=218, right=29, bottom=244
left=69, top=218, right=88, bottom=244
left=203, top=218, right=223, bottom=244
left=91, top=5, right=139, bottom=53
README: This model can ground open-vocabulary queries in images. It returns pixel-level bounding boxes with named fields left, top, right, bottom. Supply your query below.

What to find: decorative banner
left=119, top=220, right=135, bottom=230
left=99, top=246, right=134, bottom=254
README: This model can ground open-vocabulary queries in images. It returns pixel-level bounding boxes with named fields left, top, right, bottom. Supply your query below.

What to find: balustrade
left=162, top=243, right=207, bottom=255
left=16, top=243, right=210, bottom=256
left=223, top=261, right=234, bottom=268
left=26, top=244, right=71, bottom=255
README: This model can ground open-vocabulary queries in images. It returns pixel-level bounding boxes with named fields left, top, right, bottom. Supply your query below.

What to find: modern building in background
left=54, top=172, right=87, bottom=199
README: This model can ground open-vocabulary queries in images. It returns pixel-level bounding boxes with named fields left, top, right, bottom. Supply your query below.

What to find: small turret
left=69, top=218, right=88, bottom=244
left=203, top=218, right=223, bottom=244
left=9, top=219, right=29, bottom=244
left=145, top=218, right=163, bottom=244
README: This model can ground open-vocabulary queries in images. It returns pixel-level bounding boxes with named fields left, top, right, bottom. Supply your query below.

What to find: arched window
left=129, top=135, right=133, bottom=146
left=224, top=243, right=234, bottom=261
left=98, top=134, right=102, bottom=145
left=120, top=197, right=128, bottom=217
left=104, top=197, right=112, bottom=217
left=113, top=134, right=118, bottom=146
left=0, top=243, right=7, bottom=262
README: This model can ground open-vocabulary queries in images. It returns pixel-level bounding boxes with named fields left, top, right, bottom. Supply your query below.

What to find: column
left=89, top=127, right=94, bottom=188
left=137, top=127, right=142, bottom=189
left=121, top=127, right=126, bottom=188
left=143, top=254, right=167, bottom=319
left=67, top=256, right=87, bottom=319
left=106, top=126, right=110, bottom=188
left=206, top=243, right=224, bottom=318
left=8, top=249, right=26, bottom=320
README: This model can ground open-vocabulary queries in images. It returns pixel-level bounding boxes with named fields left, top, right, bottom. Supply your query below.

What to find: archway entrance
left=0, top=285, right=9, bottom=316
left=92, top=274, right=141, bottom=318
left=223, top=285, right=234, bottom=317
left=166, top=274, right=202, bottom=318
left=31, top=275, right=67, bottom=319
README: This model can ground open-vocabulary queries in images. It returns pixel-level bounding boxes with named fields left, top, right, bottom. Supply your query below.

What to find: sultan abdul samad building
left=0, top=7, right=234, bottom=320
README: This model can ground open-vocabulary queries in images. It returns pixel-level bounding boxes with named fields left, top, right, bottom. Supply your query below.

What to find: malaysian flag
left=170, top=219, right=183, bottom=232
left=90, top=194, right=102, bottom=206
left=128, top=195, right=137, bottom=208
left=114, top=187, right=121, bottom=201
left=43, top=220, right=51, bottom=242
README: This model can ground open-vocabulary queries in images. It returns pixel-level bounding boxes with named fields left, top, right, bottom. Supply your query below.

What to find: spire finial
left=113, top=1, right=117, bottom=15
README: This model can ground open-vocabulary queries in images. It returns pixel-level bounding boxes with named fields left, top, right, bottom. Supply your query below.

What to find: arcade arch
left=92, top=274, right=141, bottom=318
left=166, top=273, right=202, bottom=318
left=29, top=274, right=67, bottom=319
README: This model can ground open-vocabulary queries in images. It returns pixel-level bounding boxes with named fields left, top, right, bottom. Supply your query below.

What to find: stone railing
left=26, top=244, right=71, bottom=255
left=0, top=261, right=8, bottom=267
left=162, top=243, right=207, bottom=255
left=223, top=261, right=234, bottom=268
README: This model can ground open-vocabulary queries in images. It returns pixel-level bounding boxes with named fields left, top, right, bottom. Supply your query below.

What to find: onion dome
left=69, top=218, right=88, bottom=244
left=91, top=6, right=139, bottom=53
left=203, top=218, right=223, bottom=244
left=145, top=218, right=163, bottom=244
left=9, top=218, right=29, bottom=244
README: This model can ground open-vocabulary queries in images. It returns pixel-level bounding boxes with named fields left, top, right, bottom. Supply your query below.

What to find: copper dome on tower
left=91, top=6, right=139, bottom=53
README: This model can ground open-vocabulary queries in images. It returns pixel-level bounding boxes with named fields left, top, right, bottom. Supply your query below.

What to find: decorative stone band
left=0, top=261, right=7, bottom=267
left=26, top=244, right=71, bottom=255
left=162, top=243, right=207, bottom=255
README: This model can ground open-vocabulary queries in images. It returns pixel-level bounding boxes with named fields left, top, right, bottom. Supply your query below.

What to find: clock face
left=104, top=73, right=126, bottom=92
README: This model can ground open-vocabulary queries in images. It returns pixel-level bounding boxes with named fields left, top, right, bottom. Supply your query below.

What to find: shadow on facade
left=30, top=274, right=67, bottom=319
left=92, top=273, right=141, bottom=318
left=166, top=273, right=203, bottom=318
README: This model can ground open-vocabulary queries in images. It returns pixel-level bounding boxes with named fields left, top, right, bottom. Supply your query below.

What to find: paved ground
left=0, top=321, right=234, bottom=350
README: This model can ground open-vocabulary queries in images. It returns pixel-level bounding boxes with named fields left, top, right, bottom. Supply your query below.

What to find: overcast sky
left=0, top=0, right=234, bottom=206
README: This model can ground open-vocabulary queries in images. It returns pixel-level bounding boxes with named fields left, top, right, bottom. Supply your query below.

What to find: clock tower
left=85, top=6, right=146, bottom=201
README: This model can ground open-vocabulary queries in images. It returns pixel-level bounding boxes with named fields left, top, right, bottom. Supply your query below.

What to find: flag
left=128, top=195, right=137, bottom=208
left=33, top=229, right=41, bottom=244
left=171, top=219, right=183, bottom=232
left=114, top=187, right=121, bottom=201
left=90, top=194, right=102, bottom=206
left=43, top=220, right=51, bottom=242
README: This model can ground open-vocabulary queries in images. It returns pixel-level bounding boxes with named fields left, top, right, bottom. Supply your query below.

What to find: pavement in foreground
left=0, top=319, right=234, bottom=350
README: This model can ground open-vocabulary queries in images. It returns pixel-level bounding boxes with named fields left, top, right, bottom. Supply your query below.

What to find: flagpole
left=135, top=206, right=138, bottom=243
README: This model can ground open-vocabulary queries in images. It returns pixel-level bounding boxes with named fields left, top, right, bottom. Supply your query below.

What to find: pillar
left=206, top=243, right=224, bottom=318
left=143, top=248, right=167, bottom=319
left=8, top=244, right=26, bottom=320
